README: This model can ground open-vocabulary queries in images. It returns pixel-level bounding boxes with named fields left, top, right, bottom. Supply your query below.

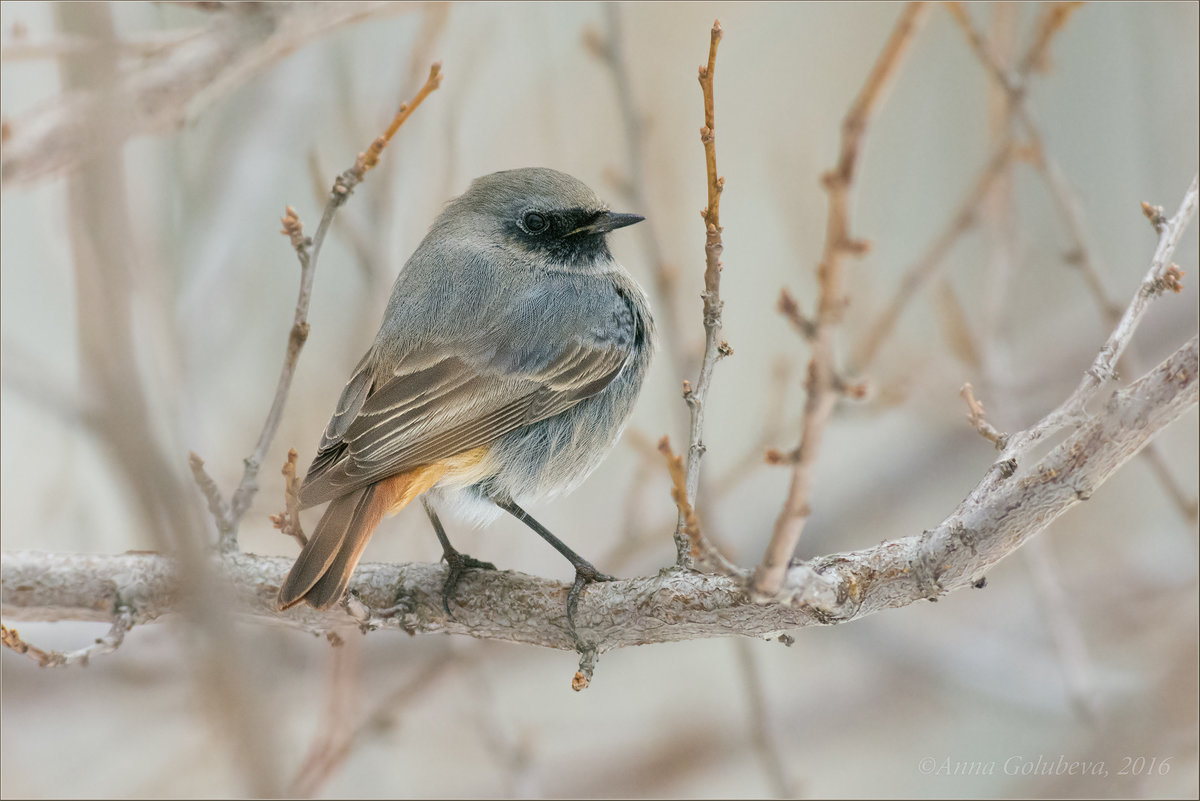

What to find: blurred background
left=1, top=2, right=1197, bottom=797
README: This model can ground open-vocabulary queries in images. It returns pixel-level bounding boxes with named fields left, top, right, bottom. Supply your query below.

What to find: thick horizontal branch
left=5, top=332, right=1194, bottom=652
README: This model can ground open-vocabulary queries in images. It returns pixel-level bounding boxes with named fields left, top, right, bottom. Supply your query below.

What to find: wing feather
left=299, top=341, right=629, bottom=508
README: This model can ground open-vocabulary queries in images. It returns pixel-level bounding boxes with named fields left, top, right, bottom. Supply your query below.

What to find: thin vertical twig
left=674, top=20, right=731, bottom=567
left=658, top=437, right=738, bottom=574
left=734, top=639, right=795, bottom=798
left=752, top=2, right=930, bottom=599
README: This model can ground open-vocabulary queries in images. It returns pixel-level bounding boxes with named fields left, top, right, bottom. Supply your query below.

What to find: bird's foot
left=566, top=561, right=617, bottom=634
left=440, top=549, right=497, bottom=616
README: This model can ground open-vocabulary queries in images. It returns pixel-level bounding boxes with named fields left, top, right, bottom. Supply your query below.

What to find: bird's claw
left=440, top=550, right=497, bottom=617
left=566, top=563, right=617, bottom=634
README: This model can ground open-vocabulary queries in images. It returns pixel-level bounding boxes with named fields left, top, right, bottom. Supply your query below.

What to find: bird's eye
left=521, top=211, right=548, bottom=234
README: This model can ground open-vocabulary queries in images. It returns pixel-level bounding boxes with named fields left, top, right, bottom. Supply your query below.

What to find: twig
left=850, top=136, right=1014, bottom=371
left=188, top=450, right=234, bottom=542
left=676, top=19, right=729, bottom=567
left=962, top=175, right=1198, bottom=514
left=959, top=5, right=1119, bottom=730
left=1, top=2, right=406, bottom=188
left=935, top=278, right=983, bottom=369
left=573, top=644, right=599, bottom=692
left=777, top=287, right=816, bottom=340
left=960, top=383, right=1008, bottom=448
left=313, top=5, right=449, bottom=293
left=734, top=639, right=795, bottom=798
left=852, top=2, right=1081, bottom=374
left=467, top=654, right=540, bottom=796
left=1033, top=162, right=1196, bottom=520
left=268, top=448, right=308, bottom=548
left=752, top=2, right=930, bottom=599
left=306, top=151, right=379, bottom=285
left=1022, top=538, right=1099, bottom=724
left=1036, top=153, right=1123, bottom=323
left=287, top=636, right=362, bottom=797
left=946, top=2, right=1082, bottom=95
left=947, top=4, right=1198, bottom=521
left=1, top=29, right=201, bottom=62
left=289, top=644, right=462, bottom=797
left=207, top=64, right=443, bottom=552
left=945, top=4, right=1089, bottom=288
left=658, top=436, right=738, bottom=575
left=355, top=63, right=443, bottom=174
left=1, top=608, right=131, bottom=668
left=1017, top=1, right=1085, bottom=76
left=1141, top=201, right=1168, bottom=233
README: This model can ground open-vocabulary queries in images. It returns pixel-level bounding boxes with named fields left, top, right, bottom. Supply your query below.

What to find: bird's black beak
left=568, top=210, right=645, bottom=236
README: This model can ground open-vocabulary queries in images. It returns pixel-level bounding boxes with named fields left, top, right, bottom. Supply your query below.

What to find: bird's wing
left=298, top=340, right=630, bottom=508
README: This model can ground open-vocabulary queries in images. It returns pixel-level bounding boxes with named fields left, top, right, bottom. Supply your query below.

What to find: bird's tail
left=277, top=464, right=448, bottom=610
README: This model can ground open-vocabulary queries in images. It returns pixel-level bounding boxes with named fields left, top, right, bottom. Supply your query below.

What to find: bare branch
left=268, top=449, right=308, bottom=549
left=676, top=20, right=729, bottom=567
left=875, top=4, right=1198, bottom=523
left=287, top=637, right=363, bottom=797
left=1, top=29, right=200, bottom=62
left=1032, top=157, right=1196, bottom=519
left=851, top=136, right=1014, bottom=371
left=188, top=450, right=234, bottom=540
left=1, top=609, right=131, bottom=668
left=853, top=2, right=1084, bottom=375
left=994, top=176, right=1197, bottom=466
left=777, top=287, right=816, bottom=340
left=960, top=383, right=1008, bottom=448
left=658, top=437, right=738, bottom=576
left=945, top=175, right=1198, bottom=546
left=734, top=639, right=795, bottom=798
left=1141, top=201, right=1168, bottom=233
left=215, top=65, right=444, bottom=547
left=753, top=2, right=930, bottom=598
left=1017, top=2, right=1085, bottom=76
left=356, top=62, right=444, bottom=174
left=1, top=3, right=407, bottom=188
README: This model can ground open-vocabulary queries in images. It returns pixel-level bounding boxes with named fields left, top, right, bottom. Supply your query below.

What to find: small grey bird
left=278, top=167, right=654, bottom=618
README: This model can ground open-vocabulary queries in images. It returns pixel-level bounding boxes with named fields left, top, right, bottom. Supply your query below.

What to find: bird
left=277, top=167, right=655, bottom=622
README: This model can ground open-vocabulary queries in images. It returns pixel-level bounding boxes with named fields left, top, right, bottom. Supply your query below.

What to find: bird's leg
left=422, top=497, right=496, bottom=616
left=493, top=498, right=615, bottom=632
